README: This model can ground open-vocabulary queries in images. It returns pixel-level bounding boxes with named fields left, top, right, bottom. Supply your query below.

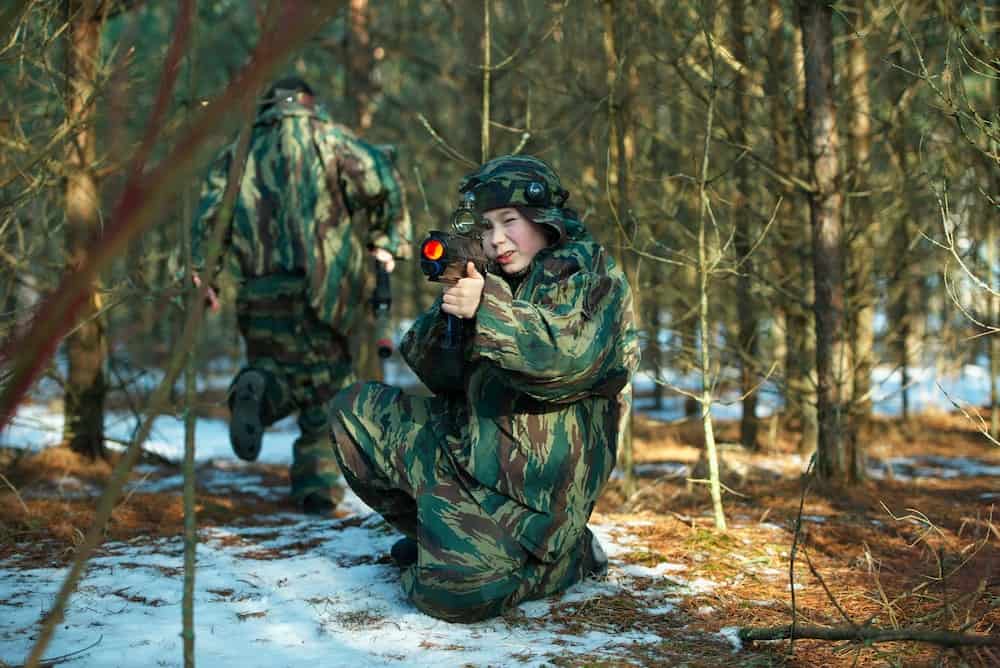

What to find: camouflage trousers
left=234, top=273, right=355, bottom=504
left=329, top=381, right=590, bottom=623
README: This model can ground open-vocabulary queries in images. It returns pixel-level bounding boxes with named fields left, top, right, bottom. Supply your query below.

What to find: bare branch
left=740, top=624, right=1000, bottom=648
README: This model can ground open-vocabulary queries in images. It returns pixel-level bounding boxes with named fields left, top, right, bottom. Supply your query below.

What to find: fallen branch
left=7, top=635, right=103, bottom=668
left=739, top=624, right=1000, bottom=648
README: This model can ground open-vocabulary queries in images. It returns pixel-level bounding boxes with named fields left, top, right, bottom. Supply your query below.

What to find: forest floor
left=0, top=406, right=998, bottom=667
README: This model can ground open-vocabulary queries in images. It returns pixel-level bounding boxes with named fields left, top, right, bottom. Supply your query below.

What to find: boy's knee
left=403, top=564, right=522, bottom=624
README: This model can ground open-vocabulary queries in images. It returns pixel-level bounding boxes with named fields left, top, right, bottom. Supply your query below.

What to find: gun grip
left=443, top=314, right=463, bottom=349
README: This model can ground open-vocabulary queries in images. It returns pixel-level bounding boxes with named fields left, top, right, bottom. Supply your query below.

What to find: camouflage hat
left=459, top=154, right=571, bottom=244
left=459, top=155, right=569, bottom=213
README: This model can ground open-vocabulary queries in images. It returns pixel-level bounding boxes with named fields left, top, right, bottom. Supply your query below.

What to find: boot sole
left=230, top=372, right=265, bottom=461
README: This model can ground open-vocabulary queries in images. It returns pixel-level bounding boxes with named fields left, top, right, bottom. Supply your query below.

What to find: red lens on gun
left=421, top=239, right=445, bottom=261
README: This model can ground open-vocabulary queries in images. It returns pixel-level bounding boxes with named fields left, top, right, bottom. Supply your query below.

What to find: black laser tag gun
left=418, top=196, right=491, bottom=348
left=370, top=258, right=392, bottom=359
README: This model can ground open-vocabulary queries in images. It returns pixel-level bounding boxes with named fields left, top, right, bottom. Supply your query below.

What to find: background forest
left=1, top=1, right=999, bottom=667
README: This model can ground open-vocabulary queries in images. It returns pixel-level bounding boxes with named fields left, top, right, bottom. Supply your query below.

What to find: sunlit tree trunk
left=799, top=0, right=859, bottom=484
left=846, top=1, right=875, bottom=449
left=345, top=0, right=383, bottom=382
left=461, top=3, right=484, bottom=161
left=63, top=0, right=107, bottom=459
left=888, top=49, right=915, bottom=424
left=698, top=93, right=726, bottom=532
left=989, top=7, right=1000, bottom=440
left=345, top=0, right=376, bottom=131
left=693, top=0, right=726, bottom=530
left=602, top=0, right=636, bottom=499
left=988, top=217, right=999, bottom=439
left=730, top=0, right=759, bottom=450
left=769, top=0, right=816, bottom=455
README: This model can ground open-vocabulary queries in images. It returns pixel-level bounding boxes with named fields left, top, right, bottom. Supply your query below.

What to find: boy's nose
left=489, top=225, right=505, bottom=246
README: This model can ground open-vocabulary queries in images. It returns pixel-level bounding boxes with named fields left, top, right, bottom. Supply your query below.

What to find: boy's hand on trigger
left=441, top=262, right=484, bottom=319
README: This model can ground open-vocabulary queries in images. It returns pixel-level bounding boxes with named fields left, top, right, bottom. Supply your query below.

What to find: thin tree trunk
left=888, top=51, right=914, bottom=424
left=602, top=0, right=635, bottom=499
left=989, top=216, right=1000, bottom=439
left=63, top=0, right=107, bottom=460
left=798, top=0, right=856, bottom=484
left=794, top=21, right=819, bottom=458
left=345, top=0, right=375, bottom=131
left=649, top=297, right=663, bottom=410
left=695, top=0, right=726, bottom=530
left=990, top=7, right=1000, bottom=439
left=730, top=0, right=759, bottom=450
left=346, top=0, right=383, bottom=382
left=181, top=19, right=198, bottom=665
left=770, top=0, right=816, bottom=455
left=461, top=3, right=483, bottom=162
left=698, top=92, right=726, bottom=532
left=847, top=1, right=875, bottom=449
left=481, top=0, right=491, bottom=162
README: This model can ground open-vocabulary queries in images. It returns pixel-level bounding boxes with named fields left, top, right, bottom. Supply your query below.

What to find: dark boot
left=582, top=528, right=608, bottom=578
left=301, top=493, right=337, bottom=516
left=390, top=537, right=418, bottom=569
left=229, top=370, right=266, bottom=462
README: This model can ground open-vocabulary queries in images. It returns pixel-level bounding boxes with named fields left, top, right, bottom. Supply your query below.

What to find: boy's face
left=481, top=207, right=549, bottom=275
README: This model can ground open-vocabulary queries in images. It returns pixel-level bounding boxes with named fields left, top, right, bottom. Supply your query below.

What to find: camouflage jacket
left=192, top=96, right=411, bottom=331
left=401, top=213, right=639, bottom=562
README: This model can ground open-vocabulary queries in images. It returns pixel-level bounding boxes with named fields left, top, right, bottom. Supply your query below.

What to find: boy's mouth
left=497, top=251, right=515, bottom=265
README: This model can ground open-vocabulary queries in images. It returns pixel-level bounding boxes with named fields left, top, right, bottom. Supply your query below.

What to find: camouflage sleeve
left=364, top=151, right=413, bottom=261
left=471, top=270, right=635, bottom=403
left=330, top=134, right=412, bottom=259
left=400, top=298, right=465, bottom=394
left=190, top=143, right=236, bottom=276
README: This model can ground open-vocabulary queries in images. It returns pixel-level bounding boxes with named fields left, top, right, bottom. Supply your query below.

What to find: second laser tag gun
left=418, top=196, right=492, bottom=348
left=370, top=258, right=392, bottom=359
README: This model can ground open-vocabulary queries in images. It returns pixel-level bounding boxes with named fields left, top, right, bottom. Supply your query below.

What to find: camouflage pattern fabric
left=192, top=92, right=412, bottom=333
left=402, top=211, right=639, bottom=562
left=191, top=92, right=410, bottom=505
left=329, top=182, right=639, bottom=619
left=234, top=273, right=355, bottom=503
left=330, top=382, right=590, bottom=622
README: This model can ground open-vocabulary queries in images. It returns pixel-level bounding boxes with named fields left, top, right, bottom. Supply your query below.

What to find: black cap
left=260, top=76, right=314, bottom=110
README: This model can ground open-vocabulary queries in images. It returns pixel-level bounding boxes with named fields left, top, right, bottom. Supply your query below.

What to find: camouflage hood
left=524, top=205, right=585, bottom=248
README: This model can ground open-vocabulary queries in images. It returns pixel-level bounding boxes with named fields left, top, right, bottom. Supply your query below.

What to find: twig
left=863, top=541, right=899, bottom=629
left=788, top=453, right=816, bottom=655
left=684, top=478, right=748, bottom=498
left=935, top=382, right=1000, bottom=447
left=0, top=471, right=29, bottom=514
left=415, top=113, right=476, bottom=167
left=801, top=547, right=857, bottom=628
left=8, top=635, right=103, bottom=668
left=739, top=624, right=1000, bottom=648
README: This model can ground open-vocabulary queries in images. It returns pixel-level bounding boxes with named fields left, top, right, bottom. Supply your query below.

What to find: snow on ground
left=868, top=455, right=1000, bottom=481
left=1, top=465, right=709, bottom=668
left=632, top=361, right=999, bottom=422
